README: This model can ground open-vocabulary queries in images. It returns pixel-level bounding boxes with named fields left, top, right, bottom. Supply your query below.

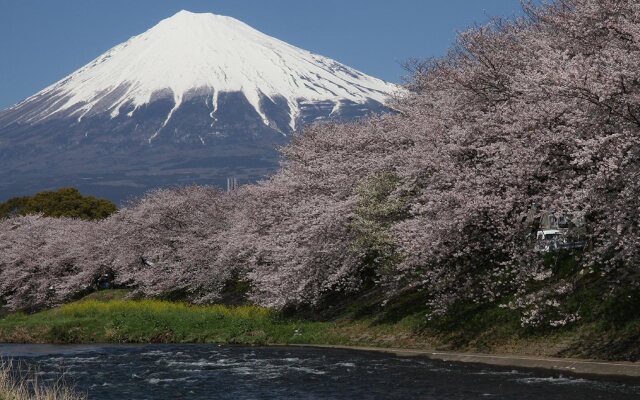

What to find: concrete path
left=295, top=344, right=640, bottom=378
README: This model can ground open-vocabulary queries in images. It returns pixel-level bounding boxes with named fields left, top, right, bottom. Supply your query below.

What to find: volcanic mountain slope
left=0, top=10, right=399, bottom=203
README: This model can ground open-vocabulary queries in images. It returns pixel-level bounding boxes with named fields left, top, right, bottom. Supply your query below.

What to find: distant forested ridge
left=1, top=0, right=639, bottom=337
left=0, top=188, right=117, bottom=220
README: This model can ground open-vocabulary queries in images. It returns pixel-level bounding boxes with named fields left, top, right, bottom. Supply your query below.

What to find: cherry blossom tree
left=2, top=0, right=639, bottom=328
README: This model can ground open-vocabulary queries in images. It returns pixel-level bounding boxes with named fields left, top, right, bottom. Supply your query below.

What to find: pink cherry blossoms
left=1, top=0, right=639, bottom=327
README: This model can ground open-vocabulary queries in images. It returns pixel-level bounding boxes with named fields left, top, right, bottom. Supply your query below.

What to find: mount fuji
left=0, top=10, right=399, bottom=203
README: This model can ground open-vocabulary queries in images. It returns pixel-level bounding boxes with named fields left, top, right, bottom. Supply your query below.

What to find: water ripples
left=1, top=344, right=639, bottom=400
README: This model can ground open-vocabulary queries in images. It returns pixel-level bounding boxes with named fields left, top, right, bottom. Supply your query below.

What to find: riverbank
left=0, top=290, right=639, bottom=378
left=295, top=345, right=640, bottom=378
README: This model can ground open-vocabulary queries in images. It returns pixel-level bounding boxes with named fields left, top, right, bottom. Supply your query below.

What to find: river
left=1, top=344, right=639, bottom=399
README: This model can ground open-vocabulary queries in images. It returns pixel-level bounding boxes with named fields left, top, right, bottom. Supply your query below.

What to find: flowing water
left=1, top=344, right=639, bottom=399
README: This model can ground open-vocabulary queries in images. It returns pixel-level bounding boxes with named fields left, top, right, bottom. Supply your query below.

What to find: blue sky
left=0, top=0, right=527, bottom=109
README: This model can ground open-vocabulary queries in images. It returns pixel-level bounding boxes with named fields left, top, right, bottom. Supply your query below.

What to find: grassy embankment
left=1, top=279, right=639, bottom=361
left=0, top=290, right=399, bottom=347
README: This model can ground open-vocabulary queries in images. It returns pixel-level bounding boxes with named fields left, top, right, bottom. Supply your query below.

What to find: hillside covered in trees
left=1, top=0, right=639, bottom=354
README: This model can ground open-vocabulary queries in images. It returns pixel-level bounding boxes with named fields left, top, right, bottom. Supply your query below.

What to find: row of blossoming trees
left=1, top=0, right=639, bottom=327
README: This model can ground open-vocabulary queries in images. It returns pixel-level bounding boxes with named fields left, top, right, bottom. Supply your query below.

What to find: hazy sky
left=0, top=0, right=527, bottom=109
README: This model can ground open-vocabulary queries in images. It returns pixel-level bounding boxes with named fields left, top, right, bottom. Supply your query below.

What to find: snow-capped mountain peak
left=21, top=10, right=399, bottom=138
left=0, top=10, right=399, bottom=202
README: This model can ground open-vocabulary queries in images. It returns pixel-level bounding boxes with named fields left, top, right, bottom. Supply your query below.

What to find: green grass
left=0, top=290, right=566, bottom=355
left=0, top=290, right=433, bottom=350
left=0, top=297, right=335, bottom=345
left=1, top=286, right=639, bottom=361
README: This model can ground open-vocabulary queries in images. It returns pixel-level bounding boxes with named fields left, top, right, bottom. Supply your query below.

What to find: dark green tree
left=0, top=188, right=117, bottom=220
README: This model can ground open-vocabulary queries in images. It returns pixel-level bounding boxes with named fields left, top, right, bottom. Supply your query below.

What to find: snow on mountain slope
left=12, top=10, right=399, bottom=138
left=0, top=10, right=401, bottom=203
